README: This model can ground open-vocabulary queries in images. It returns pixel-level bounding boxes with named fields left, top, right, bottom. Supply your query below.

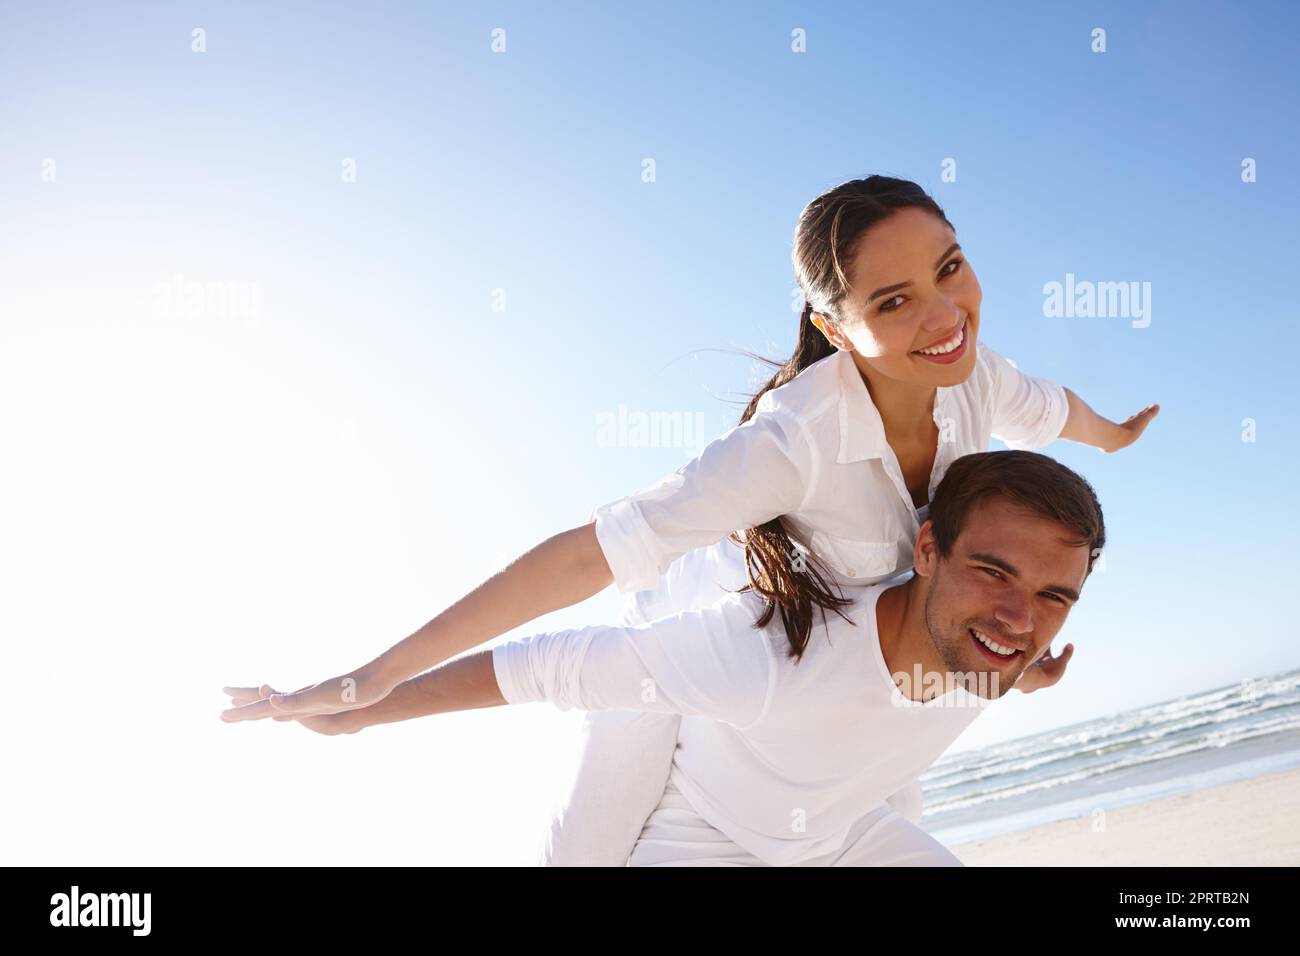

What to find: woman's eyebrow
left=866, top=242, right=963, bottom=303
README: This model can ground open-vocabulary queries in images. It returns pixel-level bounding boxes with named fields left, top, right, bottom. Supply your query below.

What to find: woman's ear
left=811, top=312, right=842, bottom=348
left=811, top=310, right=852, bottom=351
left=810, top=311, right=853, bottom=351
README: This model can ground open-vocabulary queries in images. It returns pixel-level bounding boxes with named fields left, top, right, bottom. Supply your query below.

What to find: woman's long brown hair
left=729, top=176, right=955, bottom=663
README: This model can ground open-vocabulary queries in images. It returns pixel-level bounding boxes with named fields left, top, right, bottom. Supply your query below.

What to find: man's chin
left=957, top=664, right=1020, bottom=699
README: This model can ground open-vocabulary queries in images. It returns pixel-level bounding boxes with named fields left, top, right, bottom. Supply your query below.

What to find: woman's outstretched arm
left=221, top=522, right=612, bottom=723
left=229, top=593, right=771, bottom=734
left=1059, top=387, right=1160, bottom=453
left=224, top=406, right=811, bottom=725
left=982, top=342, right=1159, bottom=454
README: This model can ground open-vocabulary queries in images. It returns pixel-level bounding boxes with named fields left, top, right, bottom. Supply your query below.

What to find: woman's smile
left=911, top=318, right=969, bottom=365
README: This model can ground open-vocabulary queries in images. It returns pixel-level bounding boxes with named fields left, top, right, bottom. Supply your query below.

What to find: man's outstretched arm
left=249, top=597, right=775, bottom=735
left=340, top=649, right=507, bottom=732
left=223, top=651, right=509, bottom=735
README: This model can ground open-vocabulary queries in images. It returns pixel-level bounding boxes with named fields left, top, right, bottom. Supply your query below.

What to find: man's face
left=916, top=497, right=1091, bottom=699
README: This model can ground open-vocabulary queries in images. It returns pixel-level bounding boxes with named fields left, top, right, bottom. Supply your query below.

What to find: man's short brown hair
left=928, top=451, right=1106, bottom=576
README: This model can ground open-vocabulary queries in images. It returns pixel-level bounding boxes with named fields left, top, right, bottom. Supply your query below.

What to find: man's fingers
left=264, top=680, right=358, bottom=716
left=1042, top=644, right=1074, bottom=676
left=220, top=697, right=279, bottom=722
left=222, top=678, right=360, bottom=720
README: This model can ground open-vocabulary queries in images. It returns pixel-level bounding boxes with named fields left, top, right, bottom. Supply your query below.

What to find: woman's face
left=812, top=206, right=982, bottom=388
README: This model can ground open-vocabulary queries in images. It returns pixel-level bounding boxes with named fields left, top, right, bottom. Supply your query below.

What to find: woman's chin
left=911, top=349, right=977, bottom=386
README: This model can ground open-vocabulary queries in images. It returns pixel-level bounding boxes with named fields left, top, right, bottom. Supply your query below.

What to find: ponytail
left=728, top=301, right=855, bottom=663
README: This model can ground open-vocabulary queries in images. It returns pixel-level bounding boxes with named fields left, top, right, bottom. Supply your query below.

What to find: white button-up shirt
left=494, top=572, right=995, bottom=865
left=591, top=340, right=1069, bottom=595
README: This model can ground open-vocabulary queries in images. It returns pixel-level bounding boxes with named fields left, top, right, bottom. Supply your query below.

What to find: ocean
left=922, top=665, right=1300, bottom=846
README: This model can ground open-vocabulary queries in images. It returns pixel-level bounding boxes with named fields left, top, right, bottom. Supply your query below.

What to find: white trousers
left=628, top=777, right=963, bottom=867
left=538, top=709, right=680, bottom=867
left=537, top=707, right=936, bottom=866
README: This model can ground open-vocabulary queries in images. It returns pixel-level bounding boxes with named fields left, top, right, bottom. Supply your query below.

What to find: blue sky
left=1, top=1, right=1296, bottom=863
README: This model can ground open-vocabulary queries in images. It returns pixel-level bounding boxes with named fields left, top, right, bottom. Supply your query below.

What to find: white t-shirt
left=493, top=571, right=995, bottom=866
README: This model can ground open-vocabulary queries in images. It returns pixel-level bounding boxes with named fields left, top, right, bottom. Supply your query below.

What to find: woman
left=222, top=175, right=1158, bottom=864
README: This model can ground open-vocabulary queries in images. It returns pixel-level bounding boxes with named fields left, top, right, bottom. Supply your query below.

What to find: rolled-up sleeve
left=981, top=343, right=1069, bottom=451
left=590, top=410, right=812, bottom=594
left=491, top=594, right=777, bottom=729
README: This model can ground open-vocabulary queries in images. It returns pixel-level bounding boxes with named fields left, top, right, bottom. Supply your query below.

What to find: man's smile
left=969, top=627, right=1025, bottom=668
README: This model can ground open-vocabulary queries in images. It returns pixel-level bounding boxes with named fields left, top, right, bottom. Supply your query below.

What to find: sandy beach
left=951, top=766, right=1300, bottom=866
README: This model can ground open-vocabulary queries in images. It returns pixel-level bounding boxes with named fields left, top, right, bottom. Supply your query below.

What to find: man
left=229, top=450, right=1104, bottom=866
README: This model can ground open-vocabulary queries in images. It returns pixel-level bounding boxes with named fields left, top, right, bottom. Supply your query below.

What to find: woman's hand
left=1015, top=643, right=1073, bottom=694
left=1101, top=403, right=1160, bottom=453
left=221, top=684, right=363, bottom=734
left=1061, top=389, right=1161, bottom=454
left=221, top=523, right=612, bottom=726
left=220, top=672, right=390, bottom=724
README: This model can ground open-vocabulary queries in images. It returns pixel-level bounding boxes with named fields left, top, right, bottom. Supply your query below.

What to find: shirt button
left=847, top=567, right=857, bottom=576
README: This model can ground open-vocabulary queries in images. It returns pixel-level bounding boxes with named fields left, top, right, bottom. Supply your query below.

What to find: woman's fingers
left=223, top=672, right=382, bottom=724
left=221, top=682, right=321, bottom=720
left=1110, top=404, right=1159, bottom=451
left=262, top=675, right=373, bottom=718
left=220, top=684, right=297, bottom=721
left=1125, top=404, right=1160, bottom=426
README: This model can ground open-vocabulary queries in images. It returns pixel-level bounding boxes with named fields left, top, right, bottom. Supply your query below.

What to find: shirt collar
left=833, top=349, right=957, bottom=465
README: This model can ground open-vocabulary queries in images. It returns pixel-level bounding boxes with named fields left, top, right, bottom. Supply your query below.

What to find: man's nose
left=993, top=594, right=1033, bottom=637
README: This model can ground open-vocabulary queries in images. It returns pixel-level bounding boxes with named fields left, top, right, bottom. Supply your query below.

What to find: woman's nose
left=920, top=301, right=962, bottom=332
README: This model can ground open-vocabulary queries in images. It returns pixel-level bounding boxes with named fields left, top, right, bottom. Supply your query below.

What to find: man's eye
left=1041, top=593, right=1066, bottom=605
left=981, top=567, right=1002, bottom=579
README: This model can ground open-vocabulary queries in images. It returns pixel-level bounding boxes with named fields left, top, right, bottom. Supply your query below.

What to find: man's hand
left=1015, top=643, right=1073, bottom=694
left=220, top=674, right=389, bottom=724
left=221, top=684, right=362, bottom=734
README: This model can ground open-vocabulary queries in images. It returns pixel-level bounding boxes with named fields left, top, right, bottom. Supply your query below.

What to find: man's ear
left=810, top=311, right=852, bottom=351
left=913, top=520, right=939, bottom=578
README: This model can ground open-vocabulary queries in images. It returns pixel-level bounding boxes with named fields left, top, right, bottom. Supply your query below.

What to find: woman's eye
left=878, top=260, right=964, bottom=313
